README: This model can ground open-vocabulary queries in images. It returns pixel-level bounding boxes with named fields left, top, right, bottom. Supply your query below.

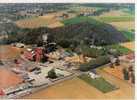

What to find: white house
left=88, top=72, right=100, bottom=79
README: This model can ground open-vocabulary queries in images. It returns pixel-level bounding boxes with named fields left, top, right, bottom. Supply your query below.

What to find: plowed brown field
left=109, top=21, right=134, bottom=30
left=0, top=45, right=23, bottom=59
left=120, top=42, right=134, bottom=51
left=0, top=68, right=23, bottom=89
left=16, top=13, right=64, bottom=29
left=24, top=77, right=134, bottom=99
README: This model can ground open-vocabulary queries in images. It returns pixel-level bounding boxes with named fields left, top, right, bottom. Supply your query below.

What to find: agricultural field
left=120, top=42, right=134, bottom=51
left=102, top=65, right=134, bottom=85
left=24, top=78, right=106, bottom=99
left=15, top=13, right=64, bottom=29
left=102, top=66, right=124, bottom=81
left=0, top=68, right=23, bottom=89
left=93, top=10, right=135, bottom=30
left=16, top=17, right=48, bottom=28
left=97, top=69, right=134, bottom=99
left=99, top=10, right=130, bottom=17
left=24, top=76, right=134, bottom=99
left=62, top=15, right=134, bottom=31
left=109, top=21, right=135, bottom=30
left=94, top=16, right=134, bottom=30
left=0, top=4, right=135, bottom=99
left=62, top=16, right=103, bottom=26
left=121, top=30, right=134, bottom=41
left=0, top=45, right=24, bottom=59
left=96, top=16, right=134, bottom=23
left=78, top=74, right=117, bottom=93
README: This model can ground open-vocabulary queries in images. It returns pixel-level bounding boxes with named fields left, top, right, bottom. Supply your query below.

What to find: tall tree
left=48, top=69, right=57, bottom=79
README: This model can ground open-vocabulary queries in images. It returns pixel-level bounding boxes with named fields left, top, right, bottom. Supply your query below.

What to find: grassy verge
left=78, top=74, right=116, bottom=93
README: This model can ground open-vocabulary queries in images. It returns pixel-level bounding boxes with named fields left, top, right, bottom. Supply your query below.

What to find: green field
left=95, top=16, right=134, bottom=22
left=105, top=44, right=132, bottom=55
left=62, top=16, right=134, bottom=28
left=78, top=74, right=116, bottom=93
left=62, top=16, right=103, bottom=26
left=121, top=8, right=135, bottom=15
left=121, top=30, right=134, bottom=41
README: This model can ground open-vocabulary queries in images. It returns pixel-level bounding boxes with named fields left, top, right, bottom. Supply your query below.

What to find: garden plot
left=78, top=74, right=117, bottom=93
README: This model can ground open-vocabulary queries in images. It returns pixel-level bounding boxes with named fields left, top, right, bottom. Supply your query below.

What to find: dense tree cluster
left=47, top=69, right=57, bottom=79
left=75, top=45, right=107, bottom=58
left=4, top=19, right=128, bottom=47
left=52, top=22, right=127, bottom=46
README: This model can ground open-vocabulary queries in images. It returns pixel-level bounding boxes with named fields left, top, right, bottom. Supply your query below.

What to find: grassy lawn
left=96, top=16, right=134, bottom=22
left=78, top=74, right=116, bottom=93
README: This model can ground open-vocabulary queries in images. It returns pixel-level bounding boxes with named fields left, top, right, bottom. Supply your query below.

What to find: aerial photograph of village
left=0, top=3, right=135, bottom=99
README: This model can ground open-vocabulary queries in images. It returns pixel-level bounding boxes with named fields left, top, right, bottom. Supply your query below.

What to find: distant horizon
left=0, top=0, right=135, bottom=3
